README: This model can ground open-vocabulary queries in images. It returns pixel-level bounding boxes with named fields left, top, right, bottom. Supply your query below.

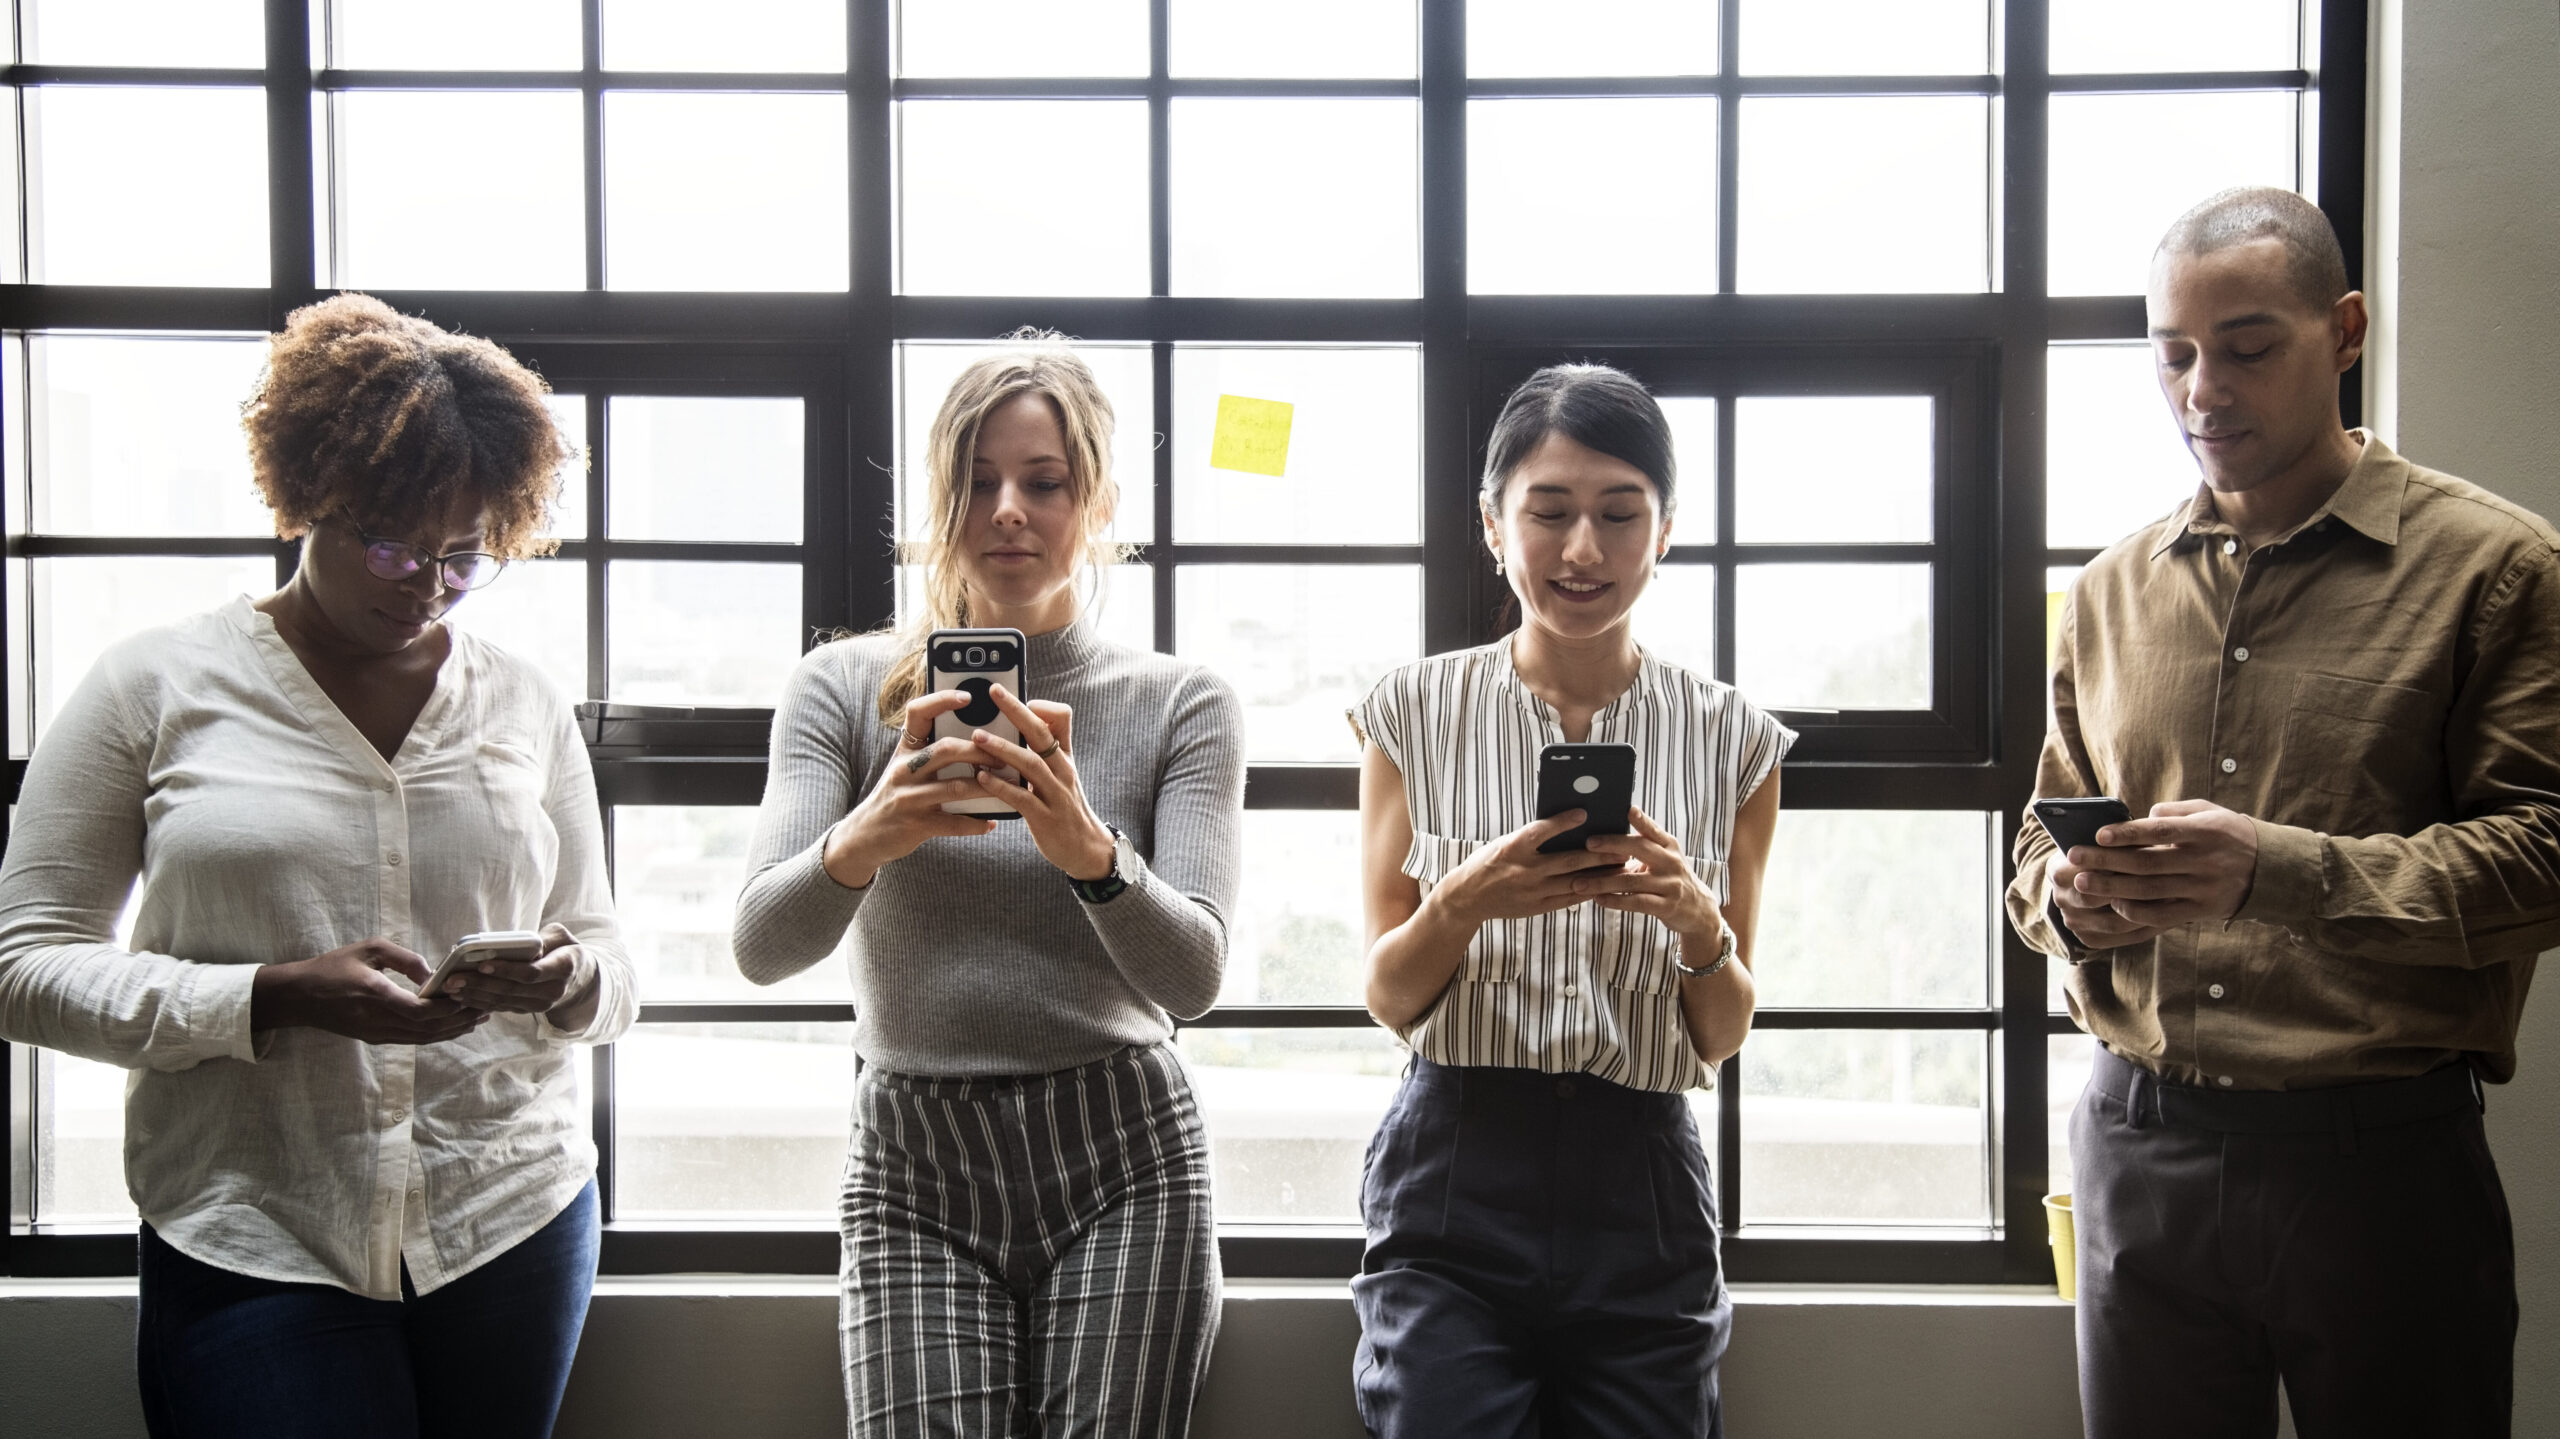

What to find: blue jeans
left=135, top=1180, right=599, bottom=1439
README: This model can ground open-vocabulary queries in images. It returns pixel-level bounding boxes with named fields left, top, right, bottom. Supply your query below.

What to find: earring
left=1492, top=555, right=1505, bottom=575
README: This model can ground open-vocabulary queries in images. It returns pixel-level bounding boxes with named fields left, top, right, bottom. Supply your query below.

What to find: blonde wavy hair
left=874, top=333, right=1134, bottom=723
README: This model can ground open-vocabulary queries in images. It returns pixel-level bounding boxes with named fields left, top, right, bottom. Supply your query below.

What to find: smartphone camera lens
left=966, top=645, right=986, bottom=667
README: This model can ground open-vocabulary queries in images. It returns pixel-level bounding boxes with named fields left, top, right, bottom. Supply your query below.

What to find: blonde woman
left=734, top=338, right=1243, bottom=1436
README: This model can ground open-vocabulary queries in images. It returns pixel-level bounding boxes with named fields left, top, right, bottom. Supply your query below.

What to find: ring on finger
left=1032, top=738, right=1062, bottom=758
left=897, top=728, right=931, bottom=750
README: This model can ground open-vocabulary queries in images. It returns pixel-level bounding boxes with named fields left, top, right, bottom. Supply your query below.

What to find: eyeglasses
left=346, top=523, right=508, bottom=593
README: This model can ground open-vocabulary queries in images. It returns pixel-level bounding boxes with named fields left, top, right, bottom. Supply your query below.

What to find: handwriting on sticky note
left=1210, top=394, right=1294, bottom=477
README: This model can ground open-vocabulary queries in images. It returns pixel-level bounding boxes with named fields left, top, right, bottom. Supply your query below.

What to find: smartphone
left=1534, top=743, right=1638, bottom=874
left=927, top=627, right=1029, bottom=819
left=2033, top=796, right=2134, bottom=857
left=421, top=929, right=544, bottom=998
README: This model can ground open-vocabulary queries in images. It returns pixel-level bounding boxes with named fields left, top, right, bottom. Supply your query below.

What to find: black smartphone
left=927, top=627, right=1028, bottom=819
left=2033, top=796, right=2133, bottom=857
left=1534, top=743, right=1637, bottom=873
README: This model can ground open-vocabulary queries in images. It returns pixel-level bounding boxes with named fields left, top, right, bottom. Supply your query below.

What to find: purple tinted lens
left=364, top=541, right=425, bottom=580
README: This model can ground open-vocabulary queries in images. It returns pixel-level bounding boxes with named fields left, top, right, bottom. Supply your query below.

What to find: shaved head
left=2154, top=187, right=2350, bottom=315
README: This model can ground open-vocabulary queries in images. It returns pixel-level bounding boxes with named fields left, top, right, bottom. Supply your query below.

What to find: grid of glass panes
left=0, top=0, right=2351, bottom=1284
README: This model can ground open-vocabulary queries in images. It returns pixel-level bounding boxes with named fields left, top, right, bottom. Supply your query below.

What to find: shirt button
left=2223, top=538, right=2238, bottom=556
left=2216, top=1075, right=2235, bottom=1088
left=2220, top=757, right=2237, bottom=774
left=2208, top=984, right=2226, bottom=999
left=2232, top=646, right=2250, bottom=663
left=1562, top=984, right=1579, bottom=998
left=388, top=1108, right=407, bottom=1124
left=387, top=851, right=404, bottom=866
left=408, top=1189, right=424, bottom=1204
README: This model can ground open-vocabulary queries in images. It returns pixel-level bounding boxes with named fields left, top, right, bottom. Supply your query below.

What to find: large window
left=2, top=0, right=2362, bottom=1285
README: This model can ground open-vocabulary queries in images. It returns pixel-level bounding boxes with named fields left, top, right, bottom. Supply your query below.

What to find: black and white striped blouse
left=1352, top=638, right=1794, bottom=1093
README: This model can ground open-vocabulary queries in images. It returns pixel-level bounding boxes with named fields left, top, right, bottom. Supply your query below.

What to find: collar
left=2148, top=429, right=2410, bottom=560
left=1025, top=617, right=1101, bottom=681
left=1492, top=632, right=1667, bottom=731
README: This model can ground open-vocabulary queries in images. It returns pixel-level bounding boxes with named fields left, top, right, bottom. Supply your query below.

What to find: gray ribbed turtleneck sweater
left=733, top=621, right=1244, bottom=1077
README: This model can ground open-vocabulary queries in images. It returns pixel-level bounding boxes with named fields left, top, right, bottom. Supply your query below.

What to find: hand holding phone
left=420, top=930, right=544, bottom=999
left=2032, top=796, right=2133, bottom=858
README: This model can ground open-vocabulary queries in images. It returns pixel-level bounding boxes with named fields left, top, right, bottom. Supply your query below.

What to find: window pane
left=26, top=0, right=263, bottom=66
left=29, top=335, right=272, bottom=537
left=607, top=561, right=802, bottom=706
left=1739, top=0, right=1986, bottom=75
left=1468, top=0, right=1717, bottom=78
left=1752, top=811, right=1991, bottom=1007
left=29, top=86, right=267, bottom=287
left=2049, top=94, right=2297, bottom=297
left=604, top=92, right=848, bottom=292
left=2050, top=0, right=2298, bottom=74
left=899, top=101, right=1150, bottom=296
left=332, top=91, right=586, bottom=290
left=0, top=98, right=19, bottom=284
left=1735, top=563, right=1930, bottom=710
left=2049, top=1031, right=2098, bottom=1199
left=445, top=558, right=587, bottom=700
left=1630, top=562, right=1714, bottom=680
left=613, top=1022, right=854, bottom=1219
left=1468, top=99, right=1716, bottom=295
left=1739, top=96, right=1987, bottom=294
left=1173, top=346, right=1421, bottom=544
left=1659, top=396, right=1718, bottom=545
left=33, top=556, right=276, bottom=741
left=616, top=806, right=850, bottom=1001
left=607, top=397, right=804, bottom=543
left=1741, top=1028, right=1990, bottom=1225
left=1735, top=395, right=1933, bottom=543
left=543, top=393, right=591, bottom=540
left=1223, top=810, right=1365, bottom=1005
left=35, top=1047, right=139, bottom=1224
left=2047, top=343, right=2196, bottom=547
left=897, top=0, right=1148, bottom=78
left=603, top=0, right=847, bottom=72
left=1171, top=0, right=1414, bottom=78
left=1179, top=1026, right=1404, bottom=1223
left=331, top=0, right=583, bottom=69
left=1171, top=99, right=1418, bottom=299
left=895, top=340, right=1155, bottom=546
left=1175, top=565, right=1421, bottom=763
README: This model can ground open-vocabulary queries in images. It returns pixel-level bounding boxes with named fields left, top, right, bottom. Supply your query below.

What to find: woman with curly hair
left=735, top=338, right=1242, bottom=1435
left=0, top=293, right=634, bottom=1439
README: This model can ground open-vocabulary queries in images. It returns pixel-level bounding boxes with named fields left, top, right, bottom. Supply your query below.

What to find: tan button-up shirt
left=2007, top=432, right=2560, bottom=1089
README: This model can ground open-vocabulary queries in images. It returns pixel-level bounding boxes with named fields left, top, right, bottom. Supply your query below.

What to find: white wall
left=2370, top=0, right=2560, bottom=1431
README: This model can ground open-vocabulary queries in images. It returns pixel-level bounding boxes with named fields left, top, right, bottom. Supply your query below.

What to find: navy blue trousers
left=1353, top=1058, right=1728, bottom=1439
left=135, top=1180, right=600, bottom=1439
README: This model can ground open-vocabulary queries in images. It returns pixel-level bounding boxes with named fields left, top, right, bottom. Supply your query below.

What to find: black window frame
left=0, top=0, right=2367, bottom=1286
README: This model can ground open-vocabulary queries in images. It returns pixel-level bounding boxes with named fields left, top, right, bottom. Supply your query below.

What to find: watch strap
left=1069, top=825, right=1132, bottom=905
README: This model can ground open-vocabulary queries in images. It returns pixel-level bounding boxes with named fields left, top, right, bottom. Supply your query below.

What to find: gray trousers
left=2072, top=1046, right=2514, bottom=1439
left=839, top=1042, right=1221, bottom=1439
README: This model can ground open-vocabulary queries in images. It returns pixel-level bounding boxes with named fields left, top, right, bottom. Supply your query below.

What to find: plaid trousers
left=840, top=1041, right=1221, bottom=1439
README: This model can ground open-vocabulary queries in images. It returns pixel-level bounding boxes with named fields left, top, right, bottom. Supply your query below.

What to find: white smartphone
left=927, top=627, right=1028, bottom=819
left=421, top=929, right=544, bottom=998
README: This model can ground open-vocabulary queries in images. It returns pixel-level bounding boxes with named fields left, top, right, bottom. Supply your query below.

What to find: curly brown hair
left=242, top=293, right=573, bottom=559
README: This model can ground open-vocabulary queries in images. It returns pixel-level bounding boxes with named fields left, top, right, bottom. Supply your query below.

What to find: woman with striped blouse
left=1348, top=363, right=1790, bottom=1438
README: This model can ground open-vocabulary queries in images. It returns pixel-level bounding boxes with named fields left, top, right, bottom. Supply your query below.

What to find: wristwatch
left=1069, top=824, right=1137, bottom=905
left=1672, top=923, right=1738, bottom=978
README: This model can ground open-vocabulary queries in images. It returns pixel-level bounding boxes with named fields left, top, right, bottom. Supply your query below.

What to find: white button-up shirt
left=0, top=598, right=633, bottom=1298
left=1352, top=639, right=1793, bottom=1093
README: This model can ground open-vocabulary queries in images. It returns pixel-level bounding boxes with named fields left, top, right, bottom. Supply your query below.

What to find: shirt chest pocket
left=2276, top=672, right=2446, bottom=827
left=475, top=740, right=560, bottom=881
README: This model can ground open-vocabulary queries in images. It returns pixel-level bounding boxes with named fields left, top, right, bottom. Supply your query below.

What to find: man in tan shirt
left=2009, top=187, right=2560, bottom=1438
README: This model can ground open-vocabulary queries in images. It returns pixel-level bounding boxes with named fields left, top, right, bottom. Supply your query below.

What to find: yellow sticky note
left=1209, top=394, right=1294, bottom=477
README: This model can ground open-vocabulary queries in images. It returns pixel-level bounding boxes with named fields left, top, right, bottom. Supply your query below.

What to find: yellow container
left=2043, top=1193, right=2076, bottom=1300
